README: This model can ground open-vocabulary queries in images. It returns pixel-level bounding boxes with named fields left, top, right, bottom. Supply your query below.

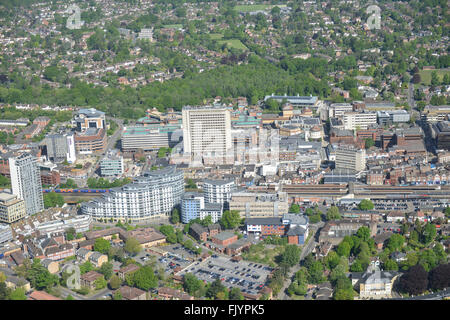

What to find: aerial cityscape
left=0, top=0, right=449, bottom=303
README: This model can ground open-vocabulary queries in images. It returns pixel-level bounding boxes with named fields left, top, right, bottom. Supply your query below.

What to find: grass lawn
left=163, top=24, right=183, bottom=29
left=418, top=68, right=450, bottom=85
left=209, top=33, right=224, bottom=40
left=218, top=39, right=248, bottom=51
left=241, top=243, right=285, bottom=267
left=234, top=4, right=286, bottom=12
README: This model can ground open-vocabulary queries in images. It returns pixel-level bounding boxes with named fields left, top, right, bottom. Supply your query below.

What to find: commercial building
left=34, top=214, right=92, bottom=234
left=9, top=153, right=44, bottom=216
left=0, top=224, right=13, bottom=243
left=181, top=192, right=223, bottom=223
left=202, top=179, right=236, bottom=205
left=121, top=124, right=181, bottom=152
left=264, top=94, right=319, bottom=109
left=229, top=192, right=289, bottom=218
left=432, top=121, right=450, bottom=151
left=73, top=108, right=107, bottom=154
left=182, top=105, right=232, bottom=160
left=137, top=28, right=154, bottom=41
left=0, top=192, right=26, bottom=224
left=74, top=128, right=107, bottom=154
left=335, top=146, right=366, bottom=172
left=81, top=166, right=184, bottom=222
left=100, top=151, right=124, bottom=177
left=343, top=112, right=377, bottom=130
left=39, top=133, right=76, bottom=163
left=329, top=103, right=353, bottom=118
left=377, top=110, right=410, bottom=125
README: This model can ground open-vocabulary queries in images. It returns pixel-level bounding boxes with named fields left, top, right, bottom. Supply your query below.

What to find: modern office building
left=181, top=192, right=223, bottom=223
left=377, top=110, right=410, bottom=125
left=432, top=121, right=450, bottom=150
left=40, top=133, right=76, bottom=163
left=229, top=192, right=289, bottom=218
left=0, top=224, right=13, bottom=244
left=121, top=124, right=181, bottom=152
left=81, top=166, right=184, bottom=222
left=100, top=151, right=124, bottom=177
left=202, top=179, right=236, bottom=206
left=74, top=108, right=105, bottom=131
left=9, top=153, right=44, bottom=216
left=73, top=108, right=107, bottom=154
left=335, top=146, right=366, bottom=172
left=264, top=94, right=319, bottom=109
left=34, top=214, right=92, bottom=234
left=182, top=106, right=232, bottom=159
left=0, top=192, right=26, bottom=224
left=329, top=103, right=353, bottom=118
left=343, top=112, right=377, bottom=130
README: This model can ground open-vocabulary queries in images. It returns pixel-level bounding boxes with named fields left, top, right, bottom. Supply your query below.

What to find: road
left=277, top=221, right=324, bottom=300
left=85, top=117, right=124, bottom=180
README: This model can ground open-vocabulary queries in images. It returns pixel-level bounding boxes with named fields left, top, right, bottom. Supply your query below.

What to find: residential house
left=116, top=285, right=147, bottom=300
left=118, top=264, right=140, bottom=281
left=28, top=291, right=62, bottom=300
left=80, top=271, right=103, bottom=290
left=88, top=251, right=108, bottom=268
left=157, top=287, right=194, bottom=300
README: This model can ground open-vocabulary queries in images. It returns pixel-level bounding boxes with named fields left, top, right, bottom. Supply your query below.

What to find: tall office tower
left=9, top=153, right=44, bottom=216
left=335, top=146, right=366, bottom=172
left=182, top=106, right=232, bottom=160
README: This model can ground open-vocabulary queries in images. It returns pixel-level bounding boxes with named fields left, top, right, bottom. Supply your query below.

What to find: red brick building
left=211, top=231, right=238, bottom=247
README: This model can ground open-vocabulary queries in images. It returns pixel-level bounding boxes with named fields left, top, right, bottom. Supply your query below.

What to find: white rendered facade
left=81, top=166, right=184, bottom=222
left=9, top=153, right=44, bottom=216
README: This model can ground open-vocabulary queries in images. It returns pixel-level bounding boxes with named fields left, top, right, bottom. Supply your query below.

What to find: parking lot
left=131, top=244, right=197, bottom=274
left=176, top=255, right=273, bottom=296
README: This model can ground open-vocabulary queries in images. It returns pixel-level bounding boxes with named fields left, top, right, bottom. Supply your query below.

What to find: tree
left=183, top=273, right=204, bottom=297
left=281, top=245, right=301, bottom=268
left=421, top=223, right=436, bottom=245
left=206, top=279, right=226, bottom=299
left=387, top=234, right=405, bottom=252
left=307, top=260, right=324, bottom=284
left=124, top=237, right=142, bottom=256
left=95, top=276, right=107, bottom=290
left=412, top=73, right=421, bottom=84
left=113, top=290, right=122, bottom=300
left=396, top=264, right=428, bottom=296
left=428, top=263, right=450, bottom=291
left=66, top=294, right=75, bottom=300
left=129, top=266, right=158, bottom=291
left=0, top=272, right=6, bottom=283
left=170, top=208, right=180, bottom=224
left=160, top=225, right=177, bottom=244
left=383, top=259, right=398, bottom=271
left=94, top=238, right=111, bottom=254
left=99, top=262, right=113, bottom=280
left=27, top=259, right=58, bottom=291
left=356, top=226, right=371, bottom=242
left=0, top=282, right=10, bottom=300
left=220, top=210, right=241, bottom=229
left=337, top=241, right=351, bottom=257
left=9, top=288, right=27, bottom=300
left=364, top=138, right=375, bottom=149
left=79, top=261, right=94, bottom=274
left=325, top=251, right=340, bottom=270
left=289, top=204, right=300, bottom=214
left=326, top=206, right=341, bottom=221
left=333, top=277, right=354, bottom=300
left=358, top=199, right=374, bottom=211
left=229, top=287, right=244, bottom=300
left=109, top=274, right=122, bottom=290
left=350, top=260, right=364, bottom=272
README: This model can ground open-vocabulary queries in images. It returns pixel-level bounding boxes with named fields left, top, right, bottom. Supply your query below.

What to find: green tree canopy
left=94, top=238, right=111, bottom=254
left=124, top=237, right=142, bottom=256
left=358, top=199, right=374, bottom=211
left=220, top=210, right=241, bottom=229
left=326, top=206, right=341, bottom=221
